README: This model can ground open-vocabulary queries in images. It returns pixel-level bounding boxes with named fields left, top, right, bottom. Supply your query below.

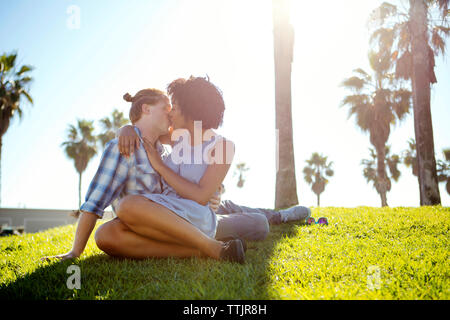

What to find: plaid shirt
left=80, top=126, right=166, bottom=218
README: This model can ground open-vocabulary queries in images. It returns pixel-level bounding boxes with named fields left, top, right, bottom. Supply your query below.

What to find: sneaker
left=279, top=206, right=311, bottom=223
left=219, top=239, right=245, bottom=264
left=216, top=236, right=247, bottom=252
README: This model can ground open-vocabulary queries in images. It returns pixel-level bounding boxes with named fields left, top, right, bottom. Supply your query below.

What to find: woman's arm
left=41, top=211, right=98, bottom=261
left=42, top=141, right=130, bottom=261
left=144, top=138, right=235, bottom=206
left=208, top=185, right=223, bottom=212
left=117, top=125, right=140, bottom=157
left=118, top=125, right=174, bottom=156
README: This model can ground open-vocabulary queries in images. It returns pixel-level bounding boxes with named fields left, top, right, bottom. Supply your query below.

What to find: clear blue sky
left=1, top=0, right=449, bottom=210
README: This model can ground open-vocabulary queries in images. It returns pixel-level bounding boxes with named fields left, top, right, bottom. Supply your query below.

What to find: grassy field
left=0, top=206, right=448, bottom=300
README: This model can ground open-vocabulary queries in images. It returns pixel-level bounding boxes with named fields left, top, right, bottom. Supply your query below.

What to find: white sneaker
left=279, top=206, right=311, bottom=223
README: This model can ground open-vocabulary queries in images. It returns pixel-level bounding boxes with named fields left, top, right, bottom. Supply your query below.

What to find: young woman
left=95, top=76, right=244, bottom=263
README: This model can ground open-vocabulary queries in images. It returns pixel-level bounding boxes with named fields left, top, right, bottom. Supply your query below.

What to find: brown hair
left=123, top=88, right=169, bottom=124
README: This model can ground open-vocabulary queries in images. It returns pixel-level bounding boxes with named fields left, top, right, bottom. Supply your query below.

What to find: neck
left=135, top=123, right=160, bottom=146
left=184, top=121, right=209, bottom=146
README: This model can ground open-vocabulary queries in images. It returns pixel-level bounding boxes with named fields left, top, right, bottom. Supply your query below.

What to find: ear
left=142, top=104, right=151, bottom=115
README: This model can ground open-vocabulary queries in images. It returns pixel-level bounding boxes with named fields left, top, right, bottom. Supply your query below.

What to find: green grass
left=1, top=206, right=449, bottom=299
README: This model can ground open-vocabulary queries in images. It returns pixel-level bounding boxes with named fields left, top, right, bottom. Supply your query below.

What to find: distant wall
left=0, top=208, right=115, bottom=233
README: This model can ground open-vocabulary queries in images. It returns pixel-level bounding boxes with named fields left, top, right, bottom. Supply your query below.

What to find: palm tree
left=402, top=140, right=449, bottom=195
left=341, top=48, right=411, bottom=206
left=62, top=119, right=97, bottom=208
left=98, top=109, right=129, bottom=149
left=368, top=0, right=449, bottom=205
left=234, top=162, right=249, bottom=188
left=272, top=0, right=299, bottom=209
left=361, top=146, right=401, bottom=206
left=437, top=149, right=450, bottom=195
left=303, top=153, right=334, bottom=207
left=0, top=52, right=34, bottom=206
left=402, top=138, right=421, bottom=191
left=402, top=138, right=419, bottom=177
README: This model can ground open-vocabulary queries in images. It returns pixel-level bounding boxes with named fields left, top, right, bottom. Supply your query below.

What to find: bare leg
left=116, top=195, right=224, bottom=260
left=95, top=218, right=203, bottom=259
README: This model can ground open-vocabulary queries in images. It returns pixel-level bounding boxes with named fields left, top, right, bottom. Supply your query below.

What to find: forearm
left=70, top=211, right=99, bottom=256
left=158, top=164, right=210, bottom=205
left=116, top=124, right=134, bottom=138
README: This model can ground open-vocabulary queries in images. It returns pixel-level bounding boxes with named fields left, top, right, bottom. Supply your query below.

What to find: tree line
left=272, top=0, right=449, bottom=208
left=340, top=0, right=449, bottom=206
left=61, top=111, right=129, bottom=207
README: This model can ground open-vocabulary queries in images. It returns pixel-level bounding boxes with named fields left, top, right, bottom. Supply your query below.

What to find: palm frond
left=16, top=65, right=33, bottom=76
left=368, top=50, right=392, bottom=74
left=370, top=27, right=395, bottom=53
left=19, top=89, right=33, bottom=104
left=387, top=154, right=401, bottom=181
left=392, top=89, right=412, bottom=120
left=395, top=51, right=412, bottom=80
left=303, top=153, right=334, bottom=189
left=0, top=53, right=17, bottom=72
left=341, top=95, right=372, bottom=130
left=368, top=2, right=398, bottom=26
left=443, top=148, right=450, bottom=161
left=436, top=0, right=449, bottom=19
left=61, top=120, right=98, bottom=174
left=98, top=109, right=129, bottom=148
left=431, top=28, right=447, bottom=55
left=352, top=68, right=371, bottom=80
left=0, top=53, right=34, bottom=136
left=341, top=76, right=366, bottom=91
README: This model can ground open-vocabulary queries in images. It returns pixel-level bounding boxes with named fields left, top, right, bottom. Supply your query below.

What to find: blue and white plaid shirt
left=80, top=126, right=167, bottom=218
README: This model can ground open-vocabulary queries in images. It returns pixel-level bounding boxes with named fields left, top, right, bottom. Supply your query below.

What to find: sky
left=1, top=0, right=449, bottom=211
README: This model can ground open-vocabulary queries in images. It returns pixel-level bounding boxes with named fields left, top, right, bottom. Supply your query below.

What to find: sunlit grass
left=0, top=206, right=448, bottom=299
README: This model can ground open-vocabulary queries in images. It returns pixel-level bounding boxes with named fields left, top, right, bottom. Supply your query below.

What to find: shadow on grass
left=0, top=223, right=302, bottom=300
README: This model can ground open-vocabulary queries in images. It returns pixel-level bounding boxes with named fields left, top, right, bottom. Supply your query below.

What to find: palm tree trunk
left=273, top=0, right=299, bottom=209
left=380, top=191, right=388, bottom=207
left=78, top=172, right=82, bottom=208
left=409, top=0, right=441, bottom=205
left=0, top=137, right=2, bottom=207
left=317, top=193, right=320, bottom=207
left=376, top=145, right=389, bottom=207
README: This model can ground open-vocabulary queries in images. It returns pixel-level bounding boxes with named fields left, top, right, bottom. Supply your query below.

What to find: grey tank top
left=161, top=134, right=224, bottom=196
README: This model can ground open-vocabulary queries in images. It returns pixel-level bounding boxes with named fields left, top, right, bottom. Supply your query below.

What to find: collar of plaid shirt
left=132, top=125, right=166, bottom=173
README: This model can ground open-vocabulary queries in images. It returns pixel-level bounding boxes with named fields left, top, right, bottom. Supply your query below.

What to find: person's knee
left=95, top=220, right=123, bottom=255
left=95, top=224, right=112, bottom=253
left=116, top=195, right=140, bottom=225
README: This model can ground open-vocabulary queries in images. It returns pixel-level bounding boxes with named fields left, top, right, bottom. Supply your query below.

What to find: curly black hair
left=167, top=76, right=225, bottom=129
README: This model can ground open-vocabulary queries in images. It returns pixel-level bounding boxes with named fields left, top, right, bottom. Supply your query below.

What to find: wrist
left=153, top=160, right=165, bottom=172
left=70, top=249, right=82, bottom=257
